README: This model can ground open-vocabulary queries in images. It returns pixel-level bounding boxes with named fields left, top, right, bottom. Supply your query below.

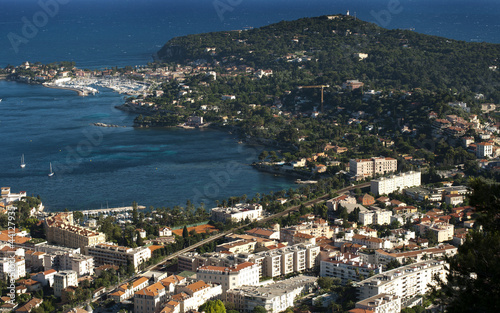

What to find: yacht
left=48, top=162, right=54, bottom=177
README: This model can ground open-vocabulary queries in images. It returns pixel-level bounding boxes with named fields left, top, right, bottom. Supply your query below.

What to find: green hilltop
left=158, top=14, right=500, bottom=97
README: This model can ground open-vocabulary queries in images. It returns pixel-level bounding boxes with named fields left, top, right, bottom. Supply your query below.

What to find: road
left=148, top=181, right=370, bottom=270
left=94, top=181, right=370, bottom=302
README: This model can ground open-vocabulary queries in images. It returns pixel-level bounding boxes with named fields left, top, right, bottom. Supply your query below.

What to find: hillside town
left=0, top=157, right=480, bottom=313
left=1, top=13, right=499, bottom=313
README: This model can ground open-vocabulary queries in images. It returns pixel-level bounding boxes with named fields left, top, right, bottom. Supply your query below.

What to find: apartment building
left=320, top=253, right=382, bottom=285
left=110, top=276, right=149, bottom=302
left=160, top=275, right=186, bottom=293
left=326, top=194, right=357, bottom=212
left=176, top=281, right=223, bottom=312
left=44, top=213, right=106, bottom=251
left=476, top=142, right=493, bottom=158
left=86, top=243, right=151, bottom=271
left=197, top=262, right=259, bottom=292
left=355, top=293, right=401, bottom=313
left=417, top=222, right=454, bottom=242
left=53, top=270, right=78, bottom=297
left=134, top=282, right=167, bottom=313
left=356, top=260, right=448, bottom=301
left=178, top=243, right=319, bottom=278
left=226, top=275, right=317, bottom=313
left=371, top=171, right=421, bottom=196
left=0, top=256, right=25, bottom=280
left=211, top=203, right=263, bottom=223
left=352, top=235, right=392, bottom=250
left=349, top=157, right=397, bottom=179
left=43, top=252, right=94, bottom=276
left=215, top=240, right=257, bottom=254
left=32, top=269, right=57, bottom=287
left=281, top=218, right=333, bottom=244
left=373, top=244, right=457, bottom=267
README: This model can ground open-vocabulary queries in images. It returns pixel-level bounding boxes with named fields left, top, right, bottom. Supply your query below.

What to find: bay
left=0, top=80, right=294, bottom=210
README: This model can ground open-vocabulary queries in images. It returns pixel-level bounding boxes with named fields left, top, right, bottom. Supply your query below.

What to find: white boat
left=20, top=154, right=25, bottom=168
left=48, top=162, right=54, bottom=177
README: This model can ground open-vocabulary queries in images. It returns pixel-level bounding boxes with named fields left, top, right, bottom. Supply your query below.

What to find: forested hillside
left=158, top=15, right=500, bottom=99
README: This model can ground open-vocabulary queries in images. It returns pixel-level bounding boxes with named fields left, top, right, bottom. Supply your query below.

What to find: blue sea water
left=0, top=0, right=499, bottom=211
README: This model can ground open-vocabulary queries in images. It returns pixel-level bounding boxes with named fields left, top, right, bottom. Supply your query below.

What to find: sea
left=0, top=0, right=499, bottom=211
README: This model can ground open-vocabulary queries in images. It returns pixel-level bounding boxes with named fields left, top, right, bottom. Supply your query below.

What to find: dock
left=81, top=205, right=146, bottom=216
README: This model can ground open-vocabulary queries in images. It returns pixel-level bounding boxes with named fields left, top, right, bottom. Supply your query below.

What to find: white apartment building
left=373, top=210, right=392, bottom=225
left=226, top=275, right=317, bottom=313
left=355, top=293, right=401, bottom=313
left=320, top=254, right=382, bottom=285
left=55, top=253, right=94, bottom=276
left=255, top=244, right=320, bottom=278
left=356, top=260, right=448, bottom=301
left=197, top=262, right=259, bottom=292
left=86, top=243, right=151, bottom=271
left=359, top=211, right=374, bottom=226
left=32, top=269, right=57, bottom=287
left=349, top=157, right=397, bottom=179
left=0, top=187, right=27, bottom=204
left=417, top=222, right=454, bottom=242
left=0, top=256, right=25, bottom=280
left=476, top=142, right=493, bottom=158
left=211, top=203, right=263, bottom=223
left=176, top=281, right=223, bottom=312
left=53, top=270, right=78, bottom=297
left=358, top=210, right=393, bottom=227
left=371, top=171, right=421, bottom=196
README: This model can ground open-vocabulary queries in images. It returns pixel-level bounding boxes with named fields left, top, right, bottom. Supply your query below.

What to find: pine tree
left=432, top=179, right=500, bottom=312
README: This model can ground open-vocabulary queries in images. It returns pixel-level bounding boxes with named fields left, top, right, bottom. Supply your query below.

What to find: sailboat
left=20, top=154, right=25, bottom=168
left=48, top=162, right=54, bottom=177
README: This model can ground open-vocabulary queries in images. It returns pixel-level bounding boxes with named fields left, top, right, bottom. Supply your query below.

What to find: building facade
left=196, top=262, right=259, bottom=292
left=356, top=260, right=447, bottom=302
left=86, top=243, right=151, bottom=271
left=370, top=171, right=421, bottom=196
left=44, top=213, right=106, bottom=251
left=211, top=203, right=263, bottom=223
left=53, top=270, right=78, bottom=297
left=226, top=275, right=317, bottom=313
left=350, top=157, right=397, bottom=179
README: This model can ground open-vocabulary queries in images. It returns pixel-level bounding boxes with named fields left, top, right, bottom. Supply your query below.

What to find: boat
left=48, top=162, right=54, bottom=177
left=20, top=154, right=25, bottom=168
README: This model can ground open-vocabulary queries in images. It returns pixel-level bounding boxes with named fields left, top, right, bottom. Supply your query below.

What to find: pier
left=80, top=205, right=146, bottom=217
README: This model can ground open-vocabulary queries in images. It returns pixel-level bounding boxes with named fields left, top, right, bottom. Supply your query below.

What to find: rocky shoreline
left=93, top=122, right=127, bottom=128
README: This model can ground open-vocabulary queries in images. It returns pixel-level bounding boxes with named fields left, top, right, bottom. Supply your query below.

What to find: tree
left=182, top=225, right=189, bottom=238
left=73, top=211, right=84, bottom=224
left=132, top=201, right=139, bottom=224
left=258, top=150, right=269, bottom=161
left=199, top=299, right=226, bottom=313
left=253, top=306, right=267, bottom=313
left=136, top=232, right=144, bottom=246
left=431, top=179, right=500, bottom=312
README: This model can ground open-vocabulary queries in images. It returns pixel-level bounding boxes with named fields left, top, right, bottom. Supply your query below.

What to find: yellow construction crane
left=298, top=85, right=330, bottom=112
